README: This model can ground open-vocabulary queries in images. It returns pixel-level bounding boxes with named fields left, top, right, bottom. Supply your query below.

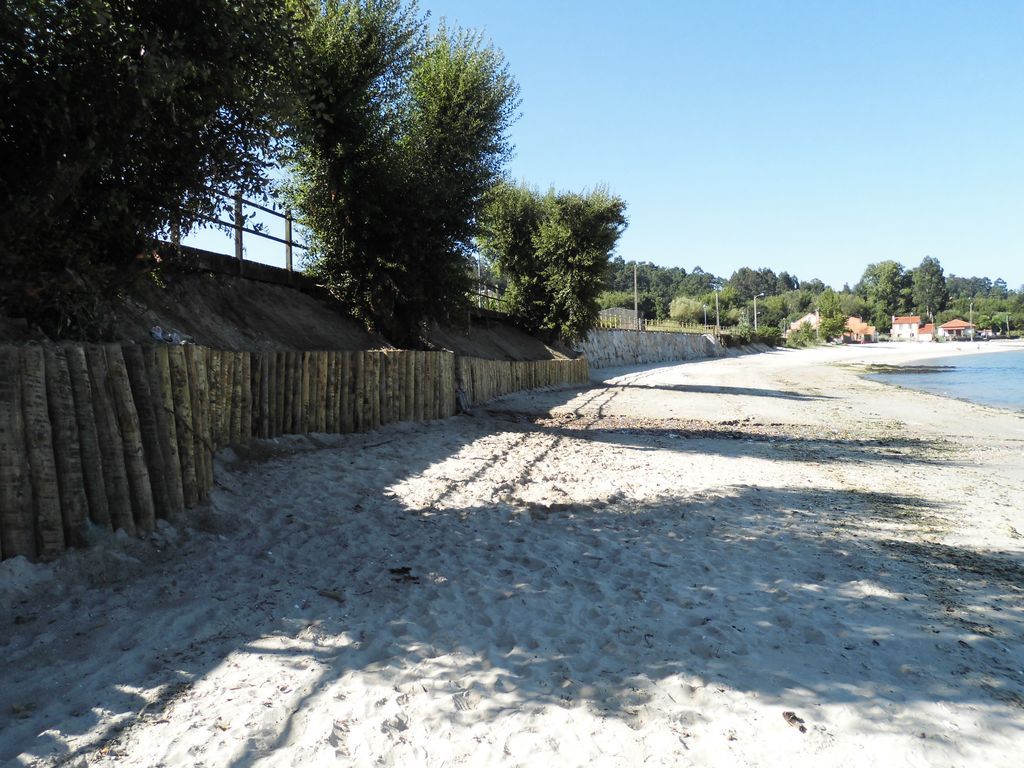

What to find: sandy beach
left=3, top=340, right=1024, bottom=767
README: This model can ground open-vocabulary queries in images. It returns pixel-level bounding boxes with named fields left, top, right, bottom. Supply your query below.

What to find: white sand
left=3, top=341, right=1024, bottom=767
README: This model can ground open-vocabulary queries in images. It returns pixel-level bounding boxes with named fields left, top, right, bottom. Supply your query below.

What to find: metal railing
left=595, top=315, right=710, bottom=334
left=471, top=283, right=508, bottom=312
left=171, top=188, right=307, bottom=272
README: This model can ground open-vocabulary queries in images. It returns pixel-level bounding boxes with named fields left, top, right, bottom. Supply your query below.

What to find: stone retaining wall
left=579, top=329, right=725, bottom=369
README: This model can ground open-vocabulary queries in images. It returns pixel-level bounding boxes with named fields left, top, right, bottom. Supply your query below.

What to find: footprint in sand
left=773, top=613, right=793, bottom=629
left=453, top=690, right=481, bottom=712
left=803, top=627, right=827, bottom=645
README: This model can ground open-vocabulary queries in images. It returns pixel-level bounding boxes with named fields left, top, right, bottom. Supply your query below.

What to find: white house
left=890, top=315, right=922, bottom=341
left=937, top=319, right=975, bottom=339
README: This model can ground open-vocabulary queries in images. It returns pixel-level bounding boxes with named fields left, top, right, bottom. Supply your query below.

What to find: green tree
left=728, top=267, right=779, bottom=302
left=396, top=23, right=519, bottom=337
left=817, top=289, right=847, bottom=340
left=911, top=256, right=948, bottom=321
left=1, top=0, right=296, bottom=334
left=855, top=260, right=911, bottom=331
left=285, top=1, right=518, bottom=343
left=677, top=267, right=721, bottom=296
left=480, top=182, right=628, bottom=342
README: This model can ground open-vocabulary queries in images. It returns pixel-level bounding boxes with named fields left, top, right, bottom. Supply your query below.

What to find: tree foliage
left=599, top=290, right=661, bottom=319
left=284, top=1, right=518, bottom=343
left=911, top=256, right=948, bottom=321
left=727, top=267, right=792, bottom=302
left=479, top=182, right=627, bottom=342
left=817, top=289, right=847, bottom=341
left=1, top=0, right=296, bottom=334
left=854, top=261, right=911, bottom=331
left=668, top=296, right=705, bottom=325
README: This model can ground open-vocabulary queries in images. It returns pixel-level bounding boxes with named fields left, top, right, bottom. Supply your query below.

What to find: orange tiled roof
left=844, top=317, right=876, bottom=336
left=919, top=323, right=935, bottom=335
left=892, top=315, right=922, bottom=325
left=940, top=318, right=974, bottom=329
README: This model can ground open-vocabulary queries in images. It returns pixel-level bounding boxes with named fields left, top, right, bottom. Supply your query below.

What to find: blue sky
left=188, top=0, right=1023, bottom=290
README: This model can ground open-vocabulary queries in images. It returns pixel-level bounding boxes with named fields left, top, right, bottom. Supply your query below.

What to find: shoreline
left=2, top=345, right=1023, bottom=766
left=842, top=339, right=1024, bottom=416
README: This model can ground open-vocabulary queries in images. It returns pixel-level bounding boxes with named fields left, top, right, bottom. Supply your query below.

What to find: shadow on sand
left=2, top=389, right=1020, bottom=765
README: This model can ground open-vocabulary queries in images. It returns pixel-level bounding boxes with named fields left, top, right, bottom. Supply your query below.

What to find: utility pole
left=714, top=290, right=720, bottom=335
left=633, top=263, right=639, bottom=330
left=754, top=292, right=765, bottom=331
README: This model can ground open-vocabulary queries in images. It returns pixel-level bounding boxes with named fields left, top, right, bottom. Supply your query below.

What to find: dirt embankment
left=3, top=257, right=571, bottom=361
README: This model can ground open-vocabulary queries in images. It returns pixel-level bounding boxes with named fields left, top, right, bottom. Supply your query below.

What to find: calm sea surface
left=866, top=348, right=1024, bottom=413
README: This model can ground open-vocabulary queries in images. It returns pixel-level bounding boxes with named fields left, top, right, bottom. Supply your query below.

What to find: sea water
left=867, top=347, right=1024, bottom=413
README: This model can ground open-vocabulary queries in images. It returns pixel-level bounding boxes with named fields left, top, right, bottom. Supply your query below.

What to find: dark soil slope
left=110, top=269, right=388, bottom=351
left=4, top=250, right=572, bottom=359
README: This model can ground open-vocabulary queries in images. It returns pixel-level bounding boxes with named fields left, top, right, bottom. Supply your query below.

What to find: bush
left=668, top=295, right=705, bottom=325
left=786, top=321, right=818, bottom=348
left=722, top=326, right=782, bottom=348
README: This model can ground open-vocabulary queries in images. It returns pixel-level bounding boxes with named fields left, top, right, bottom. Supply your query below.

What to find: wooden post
left=217, top=348, right=231, bottom=448
left=227, top=349, right=237, bottom=443
left=299, top=351, right=311, bottom=433
left=43, top=347, right=89, bottom=549
left=184, top=346, right=212, bottom=497
left=85, top=345, right=134, bottom=534
left=378, top=351, right=386, bottom=426
left=369, top=352, right=381, bottom=429
left=403, top=352, right=415, bottom=421
left=388, top=352, right=398, bottom=422
left=340, top=351, right=353, bottom=433
left=285, top=210, right=293, bottom=272
left=240, top=351, right=252, bottom=441
left=0, top=347, right=35, bottom=559
left=225, top=349, right=237, bottom=447
left=65, top=346, right=110, bottom=528
left=234, top=192, right=244, bottom=265
left=167, top=346, right=198, bottom=507
left=146, top=346, right=185, bottom=518
left=275, top=351, right=287, bottom=436
left=258, top=352, right=271, bottom=438
left=445, top=353, right=456, bottom=416
left=353, top=352, right=365, bottom=432
left=380, top=352, right=391, bottom=425
left=105, top=345, right=156, bottom=533
left=285, top=350, right=298, bottom=434
left=267, top=351, right=279, bottom=438
left=122, top=345, right=172, bottom=524
left=428, top=353, right=439, bottom=420
left=317, top=352, right=328, bottom=432
left=207, top=349, right=222, bottom=450
left=283, top=350, right=292, bottom=434
left=411, top=352, right=423, bottom=421
left=325, top=351, right=337, bottom=432
left=165, top=348, right=197, bottom=505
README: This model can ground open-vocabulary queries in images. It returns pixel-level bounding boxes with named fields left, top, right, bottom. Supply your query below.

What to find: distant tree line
left=1, top=0, right=626, bottom=345
left=598, top=256, right=1023, bottom=342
